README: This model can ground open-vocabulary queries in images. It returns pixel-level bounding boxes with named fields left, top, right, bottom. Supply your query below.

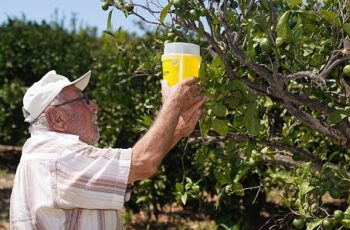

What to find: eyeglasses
left=54, top=93, right=91, bottom=107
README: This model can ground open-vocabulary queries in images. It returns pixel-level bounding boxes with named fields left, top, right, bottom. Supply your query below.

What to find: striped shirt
left=10, top=131, right=132, bottom=230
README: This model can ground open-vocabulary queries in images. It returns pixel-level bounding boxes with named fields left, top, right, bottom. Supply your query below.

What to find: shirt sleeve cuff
left=117, top=148, right=133, bottom=202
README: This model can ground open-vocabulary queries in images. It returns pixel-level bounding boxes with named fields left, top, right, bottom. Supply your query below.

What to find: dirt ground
left=0, top=173, right=12, bottom=230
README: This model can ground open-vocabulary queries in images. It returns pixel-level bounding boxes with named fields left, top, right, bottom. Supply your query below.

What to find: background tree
left=102, top=0, right=350, bottom=228
left=0, top=19, right=96, bottom=145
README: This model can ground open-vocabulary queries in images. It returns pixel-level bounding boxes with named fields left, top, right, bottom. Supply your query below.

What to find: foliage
left=105, top=0, right=350, bottom=228
left=0, top=19, right=95, bottom=145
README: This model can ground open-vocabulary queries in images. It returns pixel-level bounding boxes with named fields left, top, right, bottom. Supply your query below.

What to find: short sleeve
left=53, top=142, right=132, bottom=210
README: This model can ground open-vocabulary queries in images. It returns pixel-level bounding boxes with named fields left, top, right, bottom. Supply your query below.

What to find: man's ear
left=45, top=106, right=68, bottom=132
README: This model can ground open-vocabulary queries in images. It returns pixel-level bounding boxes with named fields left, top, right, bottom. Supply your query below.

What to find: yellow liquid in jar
left=162, top=54, right=201, bottom=86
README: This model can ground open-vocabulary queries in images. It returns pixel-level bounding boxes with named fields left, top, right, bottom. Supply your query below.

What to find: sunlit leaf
left=181, top=193, right=188, bottom=205
left=160, top=2, right=171, bottom=24
left=306, top=219, right=322, bottom=230
left=243, top=103, right=260, bottom=136
left=103, top=30, right=116, bottom=39
left=211, top=118, right=228, bottom=136
left=341, top=219, right=350, bottom=228
left=233, top=166, right=249, bottom=183
left=276, top=11, right=290, bottom=40
left=290, top=0, right=302, bottom=8
left=175, top=183, right=184, bottom=193
left=327, top=110, right=349, bottom=124
left=344, top=23, right=350, bottom=36
left=233, top=182, right=244, bottom=196
left=199, top=117, right=211, bottom=136
left=212, top=103, right=227, bottom=117
left=320, top=10, right=340, bottom=27
left=107, top=9, right=113, bottom=29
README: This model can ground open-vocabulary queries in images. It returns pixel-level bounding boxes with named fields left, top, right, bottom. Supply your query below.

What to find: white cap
left=23, top=70, right=91, bottom=123
left=163, top=42, right=200, bottom=56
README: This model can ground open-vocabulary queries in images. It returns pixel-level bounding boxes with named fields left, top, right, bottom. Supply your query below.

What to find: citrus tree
left=101, top=0, right=350, bottom=228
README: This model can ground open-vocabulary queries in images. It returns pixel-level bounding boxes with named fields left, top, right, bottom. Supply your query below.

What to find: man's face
left=59, top=85, right=100, bottom=144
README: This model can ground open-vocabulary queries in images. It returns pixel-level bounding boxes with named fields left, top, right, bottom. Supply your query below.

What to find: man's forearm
left=129, top=101, right=181, bottom=183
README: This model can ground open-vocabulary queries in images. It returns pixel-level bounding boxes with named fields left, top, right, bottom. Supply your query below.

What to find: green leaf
left=327, top=110, right=349, bottom=124
left=306, top=219, right=323, bottom=230
left=246, top=42, right=256, bottom=60
left=103, top=30, right=116, bottom=39
left=233, top=182, right=244, bottom=196
left=107, top=9, right=113, bottom=30
left=263, top=96, right=273, bottom=107
left=214, top=171, right=231, bottom=185
left=341, top=219, right=350, bottom=228
left=299, top=181, right=314, bottom=196
left=233, top=166, right=250, bottom=183
left=212, top=103, right=227, bottom=117
left=211, top=118, right=228, bottom=136
left=199, top=117, right=211, bottom=136
left=198, top=21, right=205, bottom=41
left=344, top=23, right=350, bottom=36
left=290, top=0, right=302, bottom=8
left=271, top=170, right=295, bottom=184
left=238, top=0, right=247, bottom=10
left=275, top=37, right=285, bottom=47
left=243, top=103, right=260, bottom=136
left=276, top=11, right=290, bottom=40
left=245, top=142, right=255, bottom=156
left=320, top=10, right=340, bottom=27
left=160, top=2, right=171, bottom=24
left=175, top=183, right=184, bottom=193
left=212, top=55, right=225, bottom=69
left=136, top=196, right=148, bottom=203
left=228, top=80, right=248, bottom=97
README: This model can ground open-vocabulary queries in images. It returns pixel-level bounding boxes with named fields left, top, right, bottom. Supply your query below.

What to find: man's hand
left=162, top=79, right=206, bottom=138
left=161, top=77, right=204, bottom=113
left=174, top=98, right=206, bottom=138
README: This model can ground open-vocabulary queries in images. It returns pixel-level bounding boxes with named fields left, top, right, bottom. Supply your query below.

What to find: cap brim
left=71, top=70, right=91, bottom=91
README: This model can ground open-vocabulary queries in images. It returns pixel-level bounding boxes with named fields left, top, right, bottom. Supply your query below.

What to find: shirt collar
left=30, top=130, right=80, bottom=140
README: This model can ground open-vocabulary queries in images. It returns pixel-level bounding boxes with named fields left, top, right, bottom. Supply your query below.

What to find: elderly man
left=10, top=70, right=205, bottom=229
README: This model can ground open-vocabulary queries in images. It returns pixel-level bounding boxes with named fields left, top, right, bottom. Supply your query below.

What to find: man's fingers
left=191, top=94, right=206, bottom=104
left=187, top=109, right=202, bottom=133
left=160, top=80, right=169, bottom=87
left=190, top=97, right=206, bottom=112
left=180, top=77, right=200, bottom=86
left=181, top=97, right=206, bottom=121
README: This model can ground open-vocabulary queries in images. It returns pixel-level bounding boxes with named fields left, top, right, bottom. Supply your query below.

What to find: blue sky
left=0, top=0, right=153, bottom=36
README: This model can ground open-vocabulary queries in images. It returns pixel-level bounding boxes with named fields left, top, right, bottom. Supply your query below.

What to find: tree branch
left=282, top=102, right=348, bottom=145
left=0, top=145, right=22, bottom=153
left=283, top=71, right=326, bottom=83
left=218, top=12, right=274, bottom=84
left=319, top=56, right=350, bottom=78
left=188, top=131, right=318, bottom=163
left=187, top=133, right=324, bottom=174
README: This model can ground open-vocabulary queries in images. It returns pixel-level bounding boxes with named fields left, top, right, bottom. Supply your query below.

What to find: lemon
left=343, top=65, right=350, bottom=76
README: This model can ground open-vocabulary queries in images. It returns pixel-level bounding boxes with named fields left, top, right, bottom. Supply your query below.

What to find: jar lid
left=164, top=42, right=200, bottom=56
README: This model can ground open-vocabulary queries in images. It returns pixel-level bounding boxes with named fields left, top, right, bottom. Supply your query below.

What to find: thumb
left=160, top=80, right=169, bottom=89
left=161, top=80, right=171, bottom=102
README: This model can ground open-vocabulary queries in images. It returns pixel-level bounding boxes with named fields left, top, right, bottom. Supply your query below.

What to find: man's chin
left=90, top=131, right=100, bottom=145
